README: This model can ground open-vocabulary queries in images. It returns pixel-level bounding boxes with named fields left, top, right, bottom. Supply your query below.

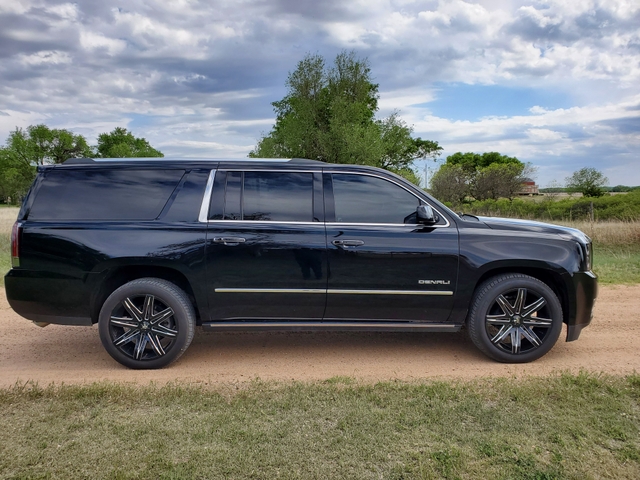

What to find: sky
left=0, top=0, right=639, bottom=187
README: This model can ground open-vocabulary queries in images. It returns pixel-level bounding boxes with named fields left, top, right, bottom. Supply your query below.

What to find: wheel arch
left=472, top=266, right=570, bottom=326
left=90, top=266, right=202, bottom=325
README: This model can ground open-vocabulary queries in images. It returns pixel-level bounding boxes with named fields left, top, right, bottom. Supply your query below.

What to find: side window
left=243, top=172, right=313, bottom=222
left=331, top=174, right=420, bottom=224
left=29, top=168, right=185, bottom=221
left=211, top=171, right=314, bottom=222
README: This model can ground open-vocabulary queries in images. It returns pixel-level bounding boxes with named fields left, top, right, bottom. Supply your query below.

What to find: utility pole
left=424, top=163, right=429, bottom=189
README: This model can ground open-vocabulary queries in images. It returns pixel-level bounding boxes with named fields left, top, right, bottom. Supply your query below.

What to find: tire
left=98, top=278, right=195, bottom=369
left=468, top=274, right=563, bottom=363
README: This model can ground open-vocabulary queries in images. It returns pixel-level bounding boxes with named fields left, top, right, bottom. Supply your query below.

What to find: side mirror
left=417, top=204, right=438, bottom=224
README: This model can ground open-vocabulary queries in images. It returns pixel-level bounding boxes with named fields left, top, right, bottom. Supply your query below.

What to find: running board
left=201, top=321, right=462, bottom=333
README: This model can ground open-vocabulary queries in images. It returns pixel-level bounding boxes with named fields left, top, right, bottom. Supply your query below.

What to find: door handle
left=213, top=237, right=246, bottom=246
left=332, top=239, right=364, bottom=248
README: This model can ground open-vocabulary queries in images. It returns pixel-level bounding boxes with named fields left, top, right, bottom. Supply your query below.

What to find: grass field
left=1, top=374, right=639, bottom=479
left=559, top=220, right=640, bottom=284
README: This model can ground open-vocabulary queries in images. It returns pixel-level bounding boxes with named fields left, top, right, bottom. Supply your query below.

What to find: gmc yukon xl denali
left=5, top=158, right=597, bottom=369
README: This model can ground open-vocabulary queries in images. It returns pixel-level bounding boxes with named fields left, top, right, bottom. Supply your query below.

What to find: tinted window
left=332, top=174, right=420, bottom=224
left=224, top=171, right=242, bottom=220
left=29, top=169, right=184, bottom=221
left=242, top=172, right=313, bottom=222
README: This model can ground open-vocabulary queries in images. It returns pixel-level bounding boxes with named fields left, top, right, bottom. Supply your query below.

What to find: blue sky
left=0, top=0, right=638, bottom=187
left=424, top=84, right=575, bottom=121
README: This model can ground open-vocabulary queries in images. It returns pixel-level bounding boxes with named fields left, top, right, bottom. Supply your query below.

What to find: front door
left=323, top=172, right=459, bottom=322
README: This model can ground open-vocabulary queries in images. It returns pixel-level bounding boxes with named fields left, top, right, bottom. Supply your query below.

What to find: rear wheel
left=468, top=274, right=563, bottom=363
left=98, top=278, right=195, bottom=369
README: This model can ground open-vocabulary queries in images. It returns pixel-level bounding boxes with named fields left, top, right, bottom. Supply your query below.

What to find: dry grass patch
left=559, top=220, right=640, bottom=247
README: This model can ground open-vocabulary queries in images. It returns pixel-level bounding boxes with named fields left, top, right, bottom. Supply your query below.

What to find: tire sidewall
left=98, top=279, right=194, bottom=369
left=468, top=275, right=563, bottom=363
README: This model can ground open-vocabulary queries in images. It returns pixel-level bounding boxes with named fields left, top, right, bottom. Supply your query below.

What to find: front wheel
left=468, top=274, right=563, bottom=363
left=98, top=278, right=195, bottom=369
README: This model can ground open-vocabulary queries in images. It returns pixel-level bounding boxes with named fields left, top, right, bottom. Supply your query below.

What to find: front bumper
left=566, top=270, right=597, bottom=342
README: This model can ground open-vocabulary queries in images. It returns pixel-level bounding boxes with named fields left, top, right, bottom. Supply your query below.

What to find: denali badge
left=419, top=280, right=451, bottom=285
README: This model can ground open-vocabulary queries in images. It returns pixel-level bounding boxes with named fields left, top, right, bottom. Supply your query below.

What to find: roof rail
left=61, top=157, right=327, bottom=165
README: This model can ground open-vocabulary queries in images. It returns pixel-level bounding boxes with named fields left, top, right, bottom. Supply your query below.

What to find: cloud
left=0, top=0, right=637, bottom=185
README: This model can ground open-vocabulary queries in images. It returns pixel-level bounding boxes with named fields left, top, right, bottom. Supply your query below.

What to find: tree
left=5, top=124, right=92, bottom=165
left=472, top=163, right=530, bottom=201
left=250, top=51, right=441, bottom=183
left=430, top=151, right=531, bottom=203
left=0, top=147, right=35, bottom=203
left=565, top=167, right=608, bottom=197
left=96, top=127, right=163, bottom=158
left=0, top=124, right=93, bottom=203
left=430, top=164, right=469, bottom=205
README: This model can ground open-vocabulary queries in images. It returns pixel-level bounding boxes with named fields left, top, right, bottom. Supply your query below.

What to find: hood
left=477, top=216, right=591, bottom=244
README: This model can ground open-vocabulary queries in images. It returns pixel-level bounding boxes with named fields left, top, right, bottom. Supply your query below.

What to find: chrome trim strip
left=215, top=288, right=453, bottom=296
left=215, top=288, right=326, bottom=294
left=198, top=169, right=216, bottom=223
left=202, top=321, right=460, bottom=332
left=328, top=289, right=453, bottom=296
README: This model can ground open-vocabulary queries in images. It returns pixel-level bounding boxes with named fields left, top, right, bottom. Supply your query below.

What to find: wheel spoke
left=123, top=298, right=143, bottom=322
left=151, top=323, right=178, bottom=338
left=522, top=297, right=547, bottom=318
left=142, top=295, right=155, bottom=321
left=495, top=295, right=515, bottom=316
left=491, top=325, right=513, bottom=344
left=114, top=328, right=140, bottom=346
left=134, top=333, right=149, bottom=360
left=514, top=288, right=526, bottom=314
left=510, top=328, right=521, bottom=354
left=151, top=307, right=174, bottom=325
left=486, top=314, right=511, bottom=325
left=147, top=333, right=166, bottom=356
left=521, top=325, right=542, bottom=347
left=110, top=316, right=138, bottom=328
left=523, top=317, right=553, bottom=327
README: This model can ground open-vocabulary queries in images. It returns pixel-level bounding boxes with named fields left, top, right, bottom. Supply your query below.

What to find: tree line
left=0, top=126, right=162, bottom=203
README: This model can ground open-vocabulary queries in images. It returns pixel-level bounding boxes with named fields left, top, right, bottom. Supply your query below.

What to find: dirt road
left=1, top=286, right=638, bottom=387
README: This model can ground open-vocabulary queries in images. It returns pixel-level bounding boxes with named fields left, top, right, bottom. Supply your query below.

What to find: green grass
left=594, top=247, right=640, bottom=284
left=0, top=373, right=639, bottom=479
left=0, top=207, right=16, bottom=285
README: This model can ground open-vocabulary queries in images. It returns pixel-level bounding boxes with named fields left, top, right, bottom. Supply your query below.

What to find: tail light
left=11, top=221, right=21, bottom=268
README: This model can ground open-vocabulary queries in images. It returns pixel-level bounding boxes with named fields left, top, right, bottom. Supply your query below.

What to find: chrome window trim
left=197, top=167, right=450, bottom=228
left=206, top=219, right=435, bottom=229
left=215, top=288, right=453, bottom=296
left=218, top=169, right=319, bottom=173
left=208, top=220, right=324, bottom=226
left=198, top=169, right=216, bottom=223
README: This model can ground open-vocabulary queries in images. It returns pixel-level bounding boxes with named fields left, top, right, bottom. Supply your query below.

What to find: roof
left=62, top=157, right=326, bottom=166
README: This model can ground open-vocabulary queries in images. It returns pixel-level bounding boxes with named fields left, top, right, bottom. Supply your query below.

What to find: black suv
left=5, top=158, right=597, bottom=369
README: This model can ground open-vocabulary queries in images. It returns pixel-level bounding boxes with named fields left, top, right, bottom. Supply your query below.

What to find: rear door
left=323, top=171, right=459, bottom=322
left=204, top=168, right=327, bottom=321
